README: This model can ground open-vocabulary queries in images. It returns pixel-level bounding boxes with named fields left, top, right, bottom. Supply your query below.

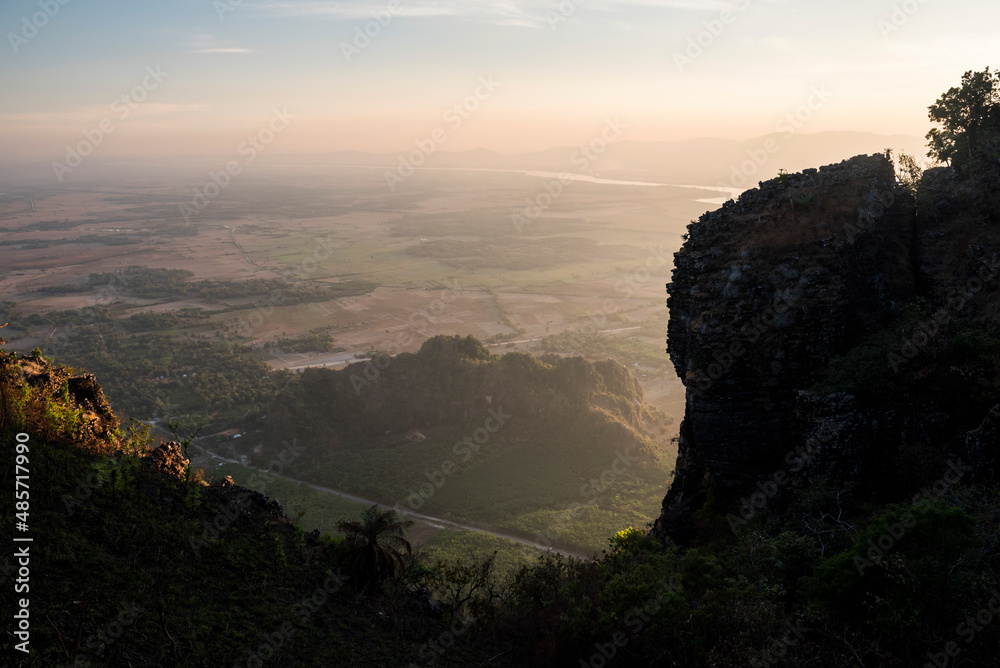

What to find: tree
left=884, top=149, right=924, bottom=197
left=926, top=67, right=1000, bottom=172
left=336, top=505, right=414, bottom=585
left=430, top=549, right=507, bottom=615
left=896, top=152, right=924, bottom=195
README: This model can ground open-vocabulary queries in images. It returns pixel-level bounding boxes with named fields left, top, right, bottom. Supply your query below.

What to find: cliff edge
left=655, top=153, right=1000, bottom=543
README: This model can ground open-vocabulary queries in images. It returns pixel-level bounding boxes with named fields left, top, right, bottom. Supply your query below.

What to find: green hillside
left=233, top=335, right=675, bottom=554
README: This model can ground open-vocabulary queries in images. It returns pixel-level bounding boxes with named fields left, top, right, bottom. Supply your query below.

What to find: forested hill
left=251, top=334, right=667, bottom=466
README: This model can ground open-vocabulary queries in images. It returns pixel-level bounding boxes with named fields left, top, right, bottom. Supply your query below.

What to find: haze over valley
left=4, top=1, right=1000, bottom=666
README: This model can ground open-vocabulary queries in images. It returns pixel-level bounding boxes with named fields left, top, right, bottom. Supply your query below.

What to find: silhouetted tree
left=336, top=505, right=414, bottom=585
left=927, top=67, right=1000, bottom=173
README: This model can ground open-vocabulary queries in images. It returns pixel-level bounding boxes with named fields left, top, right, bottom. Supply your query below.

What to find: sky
left=1, top=0, right=998, bottom=161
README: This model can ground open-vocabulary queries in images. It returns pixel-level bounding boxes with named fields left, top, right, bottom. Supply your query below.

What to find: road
left=223, top=225, right=255, bottom=266
left=195, top=445, right=589, bottom=559
left=483, top=326, right=642, bottom=350
left=269, top=350, right=365, bottom=371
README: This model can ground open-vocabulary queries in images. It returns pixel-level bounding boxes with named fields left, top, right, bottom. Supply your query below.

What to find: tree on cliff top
left=927, top=67, right=1000, bottom=173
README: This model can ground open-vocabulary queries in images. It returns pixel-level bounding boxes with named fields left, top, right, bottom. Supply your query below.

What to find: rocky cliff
left=655, top=154, right=1000, bottom=543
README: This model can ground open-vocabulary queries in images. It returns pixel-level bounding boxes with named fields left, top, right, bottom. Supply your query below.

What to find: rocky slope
left=2, top=350, right=514, bottom=667
left=655, top=154, right=1000, bottom=543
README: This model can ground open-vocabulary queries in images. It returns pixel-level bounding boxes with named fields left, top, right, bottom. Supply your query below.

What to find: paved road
left=196, top=445, right=589, bottom=559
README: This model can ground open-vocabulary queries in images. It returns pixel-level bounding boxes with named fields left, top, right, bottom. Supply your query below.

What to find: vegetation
left=5, top=67, right=1000, bottom=668
left=336, top=505, right=414, bottom=585
left=0, top=234, right=144, bottom=249
left=542, top=329, right=673, bottom=373
left=885, top=148, right=924, bottom=196
left=5, top=350, right=1000, bottom=667
left=82, top=266, right=378, bottom=303
left=927, top=66, right=1000, bottom=173
left=267, top=329, right=342, bottom=353
left=926, top=66, right=1000, bottom=218
left=247, top=335, right=673, bottom=554
left=212, top=461, right=372, bottom=528
left=0, top=351, right=489, bottom=667
left=407, top=236, right=638, bottom=271
left=484, top=285, right=526, bottom=336
left=210, top=462, right=547, bottom=579
left=46, top=327, right=288, bottom=431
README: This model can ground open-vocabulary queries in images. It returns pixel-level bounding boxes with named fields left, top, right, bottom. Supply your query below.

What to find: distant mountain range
left=0, top=131, right=928, bottom=189
left=284, top=131, right=929, bottom=187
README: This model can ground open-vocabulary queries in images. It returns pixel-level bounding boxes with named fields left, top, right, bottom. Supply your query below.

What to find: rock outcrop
left=655, top=154, right=1000, bottom=543
left=0, top=350, right=120, bottom=448
left=145, top=441, right=191, bottom=479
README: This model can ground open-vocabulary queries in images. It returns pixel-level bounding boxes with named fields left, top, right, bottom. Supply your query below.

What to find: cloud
left=598, top=0, right=737, bottom=9
left=246, top=0, right=741, bottom=27
left=189, top=47, right=253, bottom=53
left=248, top=1, right=456, bottom=18
left=181, top=34, right=251, bottom=53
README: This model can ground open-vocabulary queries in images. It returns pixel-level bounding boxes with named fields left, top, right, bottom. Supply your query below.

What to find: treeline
left=20, top=305, right=208, bottom=333
left=542, top=329, right=672, bottom=372
left=46, top=327, right=288, bottom=429
left=267, top=330, right=342, bottom=353
left=35, top=265, right=378, bottom=304
left=0, top=234, right=144, bottom=248
left=261, top=334, right=658, bottom=462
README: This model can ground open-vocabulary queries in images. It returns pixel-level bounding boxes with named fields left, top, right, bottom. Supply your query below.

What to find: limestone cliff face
left=654, top=154, right=1000, bottom=543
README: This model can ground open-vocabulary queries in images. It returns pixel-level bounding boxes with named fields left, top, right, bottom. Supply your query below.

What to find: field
left=206, top=460, right=548, bottom=578
left=270, top=427, right=675, bottom=555
left=1, top=159, right=714, bottom=559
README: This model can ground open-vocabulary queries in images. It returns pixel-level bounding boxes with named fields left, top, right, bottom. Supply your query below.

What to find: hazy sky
left=1, top=0, right=997, bottom=160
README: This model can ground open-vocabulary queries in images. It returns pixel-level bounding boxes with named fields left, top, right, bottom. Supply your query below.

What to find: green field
left=291, top=435, right=673, bottom=555
left=210, top=429, right=672, bottom=558
left=209, top=461, right=549, bottom=577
